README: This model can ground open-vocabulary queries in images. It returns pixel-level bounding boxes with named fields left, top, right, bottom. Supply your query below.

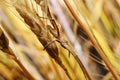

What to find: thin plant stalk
left=64, top=0, right=120, bottom=79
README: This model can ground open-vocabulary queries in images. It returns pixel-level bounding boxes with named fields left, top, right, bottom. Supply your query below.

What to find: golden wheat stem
left=64, top=0, right=119, bottom=79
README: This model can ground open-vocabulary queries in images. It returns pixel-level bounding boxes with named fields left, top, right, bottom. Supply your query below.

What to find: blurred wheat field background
left=0, top=0, right=120, bottom=80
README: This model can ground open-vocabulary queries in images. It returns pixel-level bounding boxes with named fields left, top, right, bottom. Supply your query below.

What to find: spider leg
left=43, top=39, right=58, bottom=50
left=56, top=40, right=71, bottom=57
